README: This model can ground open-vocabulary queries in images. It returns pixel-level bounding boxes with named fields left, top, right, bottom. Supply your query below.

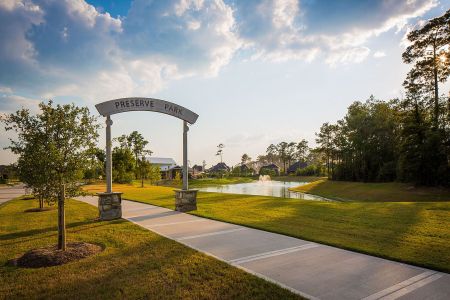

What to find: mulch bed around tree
left=24, top=207, right=56, bottom=213
left=9, top=242, right=103, bottom=268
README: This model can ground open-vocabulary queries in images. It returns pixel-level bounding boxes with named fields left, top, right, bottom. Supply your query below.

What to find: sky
left=0, top=0, right=449, bottom=168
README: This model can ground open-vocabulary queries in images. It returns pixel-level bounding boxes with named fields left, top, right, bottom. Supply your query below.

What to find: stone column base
left=97, top=192, right=123, bottom=220
left=174, top=189, right=198, bottom=212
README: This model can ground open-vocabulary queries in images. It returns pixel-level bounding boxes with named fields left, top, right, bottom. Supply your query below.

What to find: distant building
left=287, top=161, right=308, bottom=174
left=145, top=157, right=177, bottom=179
left=145, top=157, right=176, bottom=171
left=192, top=165, right=204, bottom=176
left=259, top=164, right=280, bottom=176
left=235, top=164, right=255, bottom=175
left=0, top=165, right=8, bottom=180
left=167, top=165, right=182, bottom=180
left=208, top=162, right=230, bottom=173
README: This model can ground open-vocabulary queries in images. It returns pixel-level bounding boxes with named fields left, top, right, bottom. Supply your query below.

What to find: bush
left=259, top=168, right=276, bottom=177
left=296, top=165, right=323, bottom=176
left=113, top=170, right=134, bottom=184
left=209, top=171, right=229, bottom=178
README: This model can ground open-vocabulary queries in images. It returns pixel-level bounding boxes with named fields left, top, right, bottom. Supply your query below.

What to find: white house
left=145, top=157, right=177, bottom=171
left=145, top=157, right=179, bottom=179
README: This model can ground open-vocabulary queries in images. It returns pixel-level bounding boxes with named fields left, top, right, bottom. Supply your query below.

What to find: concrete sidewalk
left=76, top=196, right=449, bottom=300
left=0, top=185, right=26, bottom=205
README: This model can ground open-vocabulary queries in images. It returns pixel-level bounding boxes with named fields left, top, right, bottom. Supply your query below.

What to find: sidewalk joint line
left=230, top=243, right=319, bottom=265
left=124, top=206, right=160, bottom=213
left=177, top=228, right=247, bottom=241
left=379, top=273, right=443, bottom=300
left=140, top=219, right=208, bottom=227
left=362, top=271, right=439, bottom=300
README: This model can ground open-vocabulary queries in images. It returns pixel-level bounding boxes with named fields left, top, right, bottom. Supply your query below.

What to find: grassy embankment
left=272, top=176, right=326, bottom=182
left=290, top=179, right=450, bottom=202
left=0, top=197, right=301, bottom=299
left=150, top=177, right=255, bottom=188
left=132, top=176, right=322, bottom=189
left=84, top=182, right=450, bottom=273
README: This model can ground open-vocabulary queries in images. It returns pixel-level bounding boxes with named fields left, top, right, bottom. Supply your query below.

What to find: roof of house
left=146, top=157, right=176, bottom=165
left=287, top=161, right=308, bottom=173
left=192, top=165, right=203, bottom=171
left=168, top=165, right=182, bottom=170
left=260, top=164, right=279, bottom=170
left=240, top=164, right=251, bottom=171
left=209, top=162, right=230, bottom=172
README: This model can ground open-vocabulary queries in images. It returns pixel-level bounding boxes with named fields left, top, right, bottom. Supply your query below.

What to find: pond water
left=198, top=180, right=336, bottom=201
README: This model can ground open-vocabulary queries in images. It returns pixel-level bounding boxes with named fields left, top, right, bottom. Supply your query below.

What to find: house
left=236, top=164, right=255, bottom=175
left=259, top=164, right=280, bottom=176
left=0, top=165, right=8, bottom=180
left=192, top=165, right=204, bottom=176
left=287, top=161, right=308, bottom=174
left=146, top=157, right=176, bottom=171
left=145, top=157, right=177, bottom=179
left=208, top=162, right=230, bottom=174
left=167, top=165, right=182, bottom=180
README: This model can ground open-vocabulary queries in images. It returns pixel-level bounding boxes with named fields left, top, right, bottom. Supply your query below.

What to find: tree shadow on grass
left=127, top=211, right=182, bottom=222
left=21, top=237, right=298, bottom=300
left=195, top=197, right=433, bottom=269
left=0, top=219, right=124, bottom=242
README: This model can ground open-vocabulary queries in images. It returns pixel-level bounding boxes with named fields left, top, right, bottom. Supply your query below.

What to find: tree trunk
left=39, top=196, right=44, bottom=209
left=58, top=184, right=66, bottom=251
left=433, top=43, right=439, bottom=128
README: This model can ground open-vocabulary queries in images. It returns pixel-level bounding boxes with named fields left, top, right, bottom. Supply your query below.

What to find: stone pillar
left=174, top=189, right=198, bottom=212
left=98, top=192, right=122, bottom=220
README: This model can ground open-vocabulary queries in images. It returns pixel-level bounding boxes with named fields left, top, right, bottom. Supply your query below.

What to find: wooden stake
left=58, top=184, right=66, bottom=251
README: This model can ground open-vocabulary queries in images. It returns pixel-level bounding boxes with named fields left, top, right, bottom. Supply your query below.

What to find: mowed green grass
left=136, top=177, right=255, bottom=188
left=84, top=183, right=450, bottom=273
left=0, top=197, right=301, bottom=299
left=291, top=179, right=450, bottom=202
left=272, top=176, right=326, bottom=183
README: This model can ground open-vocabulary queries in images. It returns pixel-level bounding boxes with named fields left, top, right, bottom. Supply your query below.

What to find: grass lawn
left=189, top=177, right=255, bottom=187
left=291, top=179, right=450, bottom=202
left=84, top=183, right=450, bottom=273
left=272, top=176, right=326, bottom=183
left=129, top=176, right=255, bottom=189
left=0, top=197, right=301, bottom=299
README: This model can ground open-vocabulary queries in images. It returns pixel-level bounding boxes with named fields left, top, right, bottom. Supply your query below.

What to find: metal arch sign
left=95, top=97, right=199, bottom=124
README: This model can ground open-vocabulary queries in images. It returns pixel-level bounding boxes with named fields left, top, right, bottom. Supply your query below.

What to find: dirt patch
left=24, top=207, right=56, bottom=213
left=9, top=242, right=103, bottom=268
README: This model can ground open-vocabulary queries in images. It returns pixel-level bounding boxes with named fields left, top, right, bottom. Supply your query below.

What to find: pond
left=198, top=180, right=336, bottom=201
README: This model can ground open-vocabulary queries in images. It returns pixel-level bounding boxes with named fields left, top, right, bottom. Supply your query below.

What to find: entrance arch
left=95, top=97, right=199, bottom=220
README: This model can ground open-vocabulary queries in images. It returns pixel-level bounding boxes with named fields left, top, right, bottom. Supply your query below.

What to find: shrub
left=259, top=168, right=276, bottom=177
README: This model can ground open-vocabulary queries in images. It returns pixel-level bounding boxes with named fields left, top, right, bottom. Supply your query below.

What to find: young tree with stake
left=2, top=101, right=100, bottom=250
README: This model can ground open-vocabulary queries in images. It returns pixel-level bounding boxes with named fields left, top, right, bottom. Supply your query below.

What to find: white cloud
left=326, top=47, right=371, bottom=67
left=122, top=0, right=241, bottom=77
left=233, top=0, right=437, bottom=65
left=0, top=86, right=13, bottom=94
left=0, top=0, right=440, bottom=110
left=373, top=51, right=387, bottom=58
left=0, top=93, right=40, bottom=113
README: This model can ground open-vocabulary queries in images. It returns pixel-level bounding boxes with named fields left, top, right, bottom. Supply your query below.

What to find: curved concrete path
left=74, top=195, right=450, bottom=300
left=0, top=185, right=26, bottom=205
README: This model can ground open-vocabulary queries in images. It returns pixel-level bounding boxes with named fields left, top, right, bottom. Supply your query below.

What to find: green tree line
left=316, top=10, right=449, bottom=186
